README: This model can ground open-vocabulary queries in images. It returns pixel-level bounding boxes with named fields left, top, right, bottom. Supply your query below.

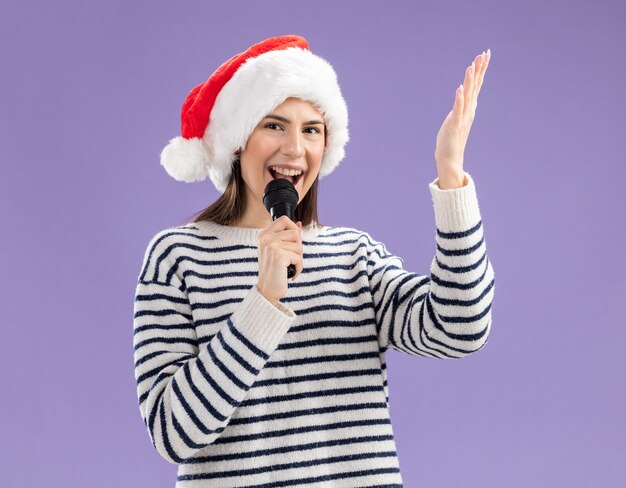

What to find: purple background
left=1, top=0, right=625, bottom=486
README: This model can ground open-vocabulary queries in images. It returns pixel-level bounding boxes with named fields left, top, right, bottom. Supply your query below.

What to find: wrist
left=257, top=284, right=280, bottom=307
left=436, top=171, right=466, bottom=190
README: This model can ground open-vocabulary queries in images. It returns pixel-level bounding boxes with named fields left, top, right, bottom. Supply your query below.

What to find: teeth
left=271, top=166, right=303, bottom=177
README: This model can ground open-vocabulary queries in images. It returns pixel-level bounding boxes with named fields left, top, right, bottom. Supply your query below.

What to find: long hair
left=181, top=126, right=327, bottom=228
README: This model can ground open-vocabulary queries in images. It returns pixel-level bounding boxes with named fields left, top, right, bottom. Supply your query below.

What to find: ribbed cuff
left=428, top=171, right=482, bottom=231
left=228, top=284, right=296, bottom=355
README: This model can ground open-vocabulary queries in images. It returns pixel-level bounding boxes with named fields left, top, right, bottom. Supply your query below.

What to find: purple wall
left=1, top=0, right=624, bottom=486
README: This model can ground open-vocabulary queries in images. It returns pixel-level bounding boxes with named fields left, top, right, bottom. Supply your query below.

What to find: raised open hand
left=434, top=49, right=491, bottom=187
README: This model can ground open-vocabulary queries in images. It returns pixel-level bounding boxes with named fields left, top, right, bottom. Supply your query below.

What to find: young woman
left=133, top=35, right=495, bottom=487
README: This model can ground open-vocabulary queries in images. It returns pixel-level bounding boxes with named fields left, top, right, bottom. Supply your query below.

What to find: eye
left=264, top=123, right=320, bottom=134
left=264, top=123, right=283, bottom=130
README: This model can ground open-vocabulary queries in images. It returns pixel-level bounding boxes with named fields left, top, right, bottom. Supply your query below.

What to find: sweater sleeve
left=366, top=171, right=495, bottom=359
left=133, top=234, right=296, bottom=464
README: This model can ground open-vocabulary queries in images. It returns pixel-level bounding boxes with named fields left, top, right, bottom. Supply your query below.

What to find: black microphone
left=263, top=178, right=299, bottom=279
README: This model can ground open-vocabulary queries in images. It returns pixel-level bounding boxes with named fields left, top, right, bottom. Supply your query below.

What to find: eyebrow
left=263, top=114, right=325, bottom=126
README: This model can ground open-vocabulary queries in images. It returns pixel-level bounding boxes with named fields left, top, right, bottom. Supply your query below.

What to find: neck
left=234, top=192, right=277, bottom=228
left=231, top=210, right=273, bottom=229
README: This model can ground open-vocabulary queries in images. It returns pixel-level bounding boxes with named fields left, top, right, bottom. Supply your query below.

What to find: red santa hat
left=160, top=35, right=349, bottom=193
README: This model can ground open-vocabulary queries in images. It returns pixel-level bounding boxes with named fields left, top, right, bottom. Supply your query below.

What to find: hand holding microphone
left=256, top=179, right=303, bottom=306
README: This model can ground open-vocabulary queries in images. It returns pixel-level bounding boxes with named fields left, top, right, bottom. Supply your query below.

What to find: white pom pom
left=159, top=136, right=210, bottom=183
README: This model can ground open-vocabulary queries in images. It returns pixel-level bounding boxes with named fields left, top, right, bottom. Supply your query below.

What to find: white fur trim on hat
left=160, top=136, right=210, bottom=183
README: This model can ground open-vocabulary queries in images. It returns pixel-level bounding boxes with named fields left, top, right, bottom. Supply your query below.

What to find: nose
left=280, top=128, right=305, bottom=159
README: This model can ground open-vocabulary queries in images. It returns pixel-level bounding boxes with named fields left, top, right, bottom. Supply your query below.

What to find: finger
left=454, top=83, right=464, bottom=120
left=272, top=228, right=302, bottom=243
left=474, top=50, right=489, bottom=99
left=291, top=259, right=303, bottom=281
left=270, top=242, right=302, bottom=270
left=464, top=62, right=474, bottom=113
left=286, top=248, right=304, bottom=277
left=274, top=214, right=297, bottom=226
left=473, top=51, right=485, bottom=99
left=281, top=241, right=303, bottom=254
left=279, top=215, right=299, bottom=230
left=470, top=59, right=480, bottom=102
left=262, top=215, right=298, bottom=234
left=468, top=57, right=481, bottom=113
left=470, top=53, right=483, bottom=100
left=296, top=257, right=304, bottom=280
left=290, top=253, right=305, bottom=281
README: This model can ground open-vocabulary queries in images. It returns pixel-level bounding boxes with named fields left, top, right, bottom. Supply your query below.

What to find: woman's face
left=237, top=97, right=327, bottom=207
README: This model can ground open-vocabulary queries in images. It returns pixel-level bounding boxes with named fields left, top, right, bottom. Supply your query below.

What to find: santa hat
left=160, top=35, right=349, bottom=193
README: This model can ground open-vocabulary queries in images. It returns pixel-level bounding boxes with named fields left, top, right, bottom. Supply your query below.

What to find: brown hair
left=181, top=126, right=327, bottom=228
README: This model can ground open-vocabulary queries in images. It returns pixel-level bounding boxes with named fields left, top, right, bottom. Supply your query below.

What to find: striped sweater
left=132, top=171, right=495, bottom=487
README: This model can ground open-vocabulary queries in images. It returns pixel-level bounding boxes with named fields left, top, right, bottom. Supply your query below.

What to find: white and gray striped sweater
left=132, top=171, right=495, bottom=487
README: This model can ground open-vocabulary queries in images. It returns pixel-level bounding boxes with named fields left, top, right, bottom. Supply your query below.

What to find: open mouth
left=268, top=168, right=304, bottom=187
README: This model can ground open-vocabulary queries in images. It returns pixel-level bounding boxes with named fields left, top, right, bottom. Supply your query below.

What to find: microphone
left=263, top=178, right=299, bottom=279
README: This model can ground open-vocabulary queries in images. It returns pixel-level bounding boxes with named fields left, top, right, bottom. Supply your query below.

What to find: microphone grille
left=263, top=179, right=299, bottom=212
